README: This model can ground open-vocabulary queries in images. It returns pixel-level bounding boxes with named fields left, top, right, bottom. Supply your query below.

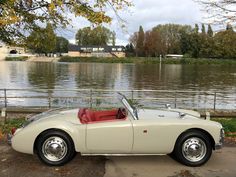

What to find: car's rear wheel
left=173, top=130, right=212, bottom=167
left=36, top=130, right=75, bottom=166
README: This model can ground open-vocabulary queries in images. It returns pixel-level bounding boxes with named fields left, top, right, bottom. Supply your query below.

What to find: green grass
left=212, top=118, right=236, bottom=135
left=0, top=118, right=26, bottom=134
left=5, top=56, right=28, bottom=61
left=59, top=56, right=236, bottom=65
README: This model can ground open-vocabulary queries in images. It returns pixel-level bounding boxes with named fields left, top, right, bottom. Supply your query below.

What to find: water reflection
left=0, top=61, right=235, bottom=109
left=1, top=61, right=234, bottom=91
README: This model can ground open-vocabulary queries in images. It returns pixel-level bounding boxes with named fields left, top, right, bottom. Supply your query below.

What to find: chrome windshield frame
left=117, top=92, right=138, bottom=120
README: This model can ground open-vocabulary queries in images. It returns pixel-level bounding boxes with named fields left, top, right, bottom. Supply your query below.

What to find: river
left=0, top=61, right=235, bottom=109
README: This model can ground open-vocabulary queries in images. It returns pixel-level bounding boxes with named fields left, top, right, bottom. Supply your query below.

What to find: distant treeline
left=127, top=24, right=236, bottom=59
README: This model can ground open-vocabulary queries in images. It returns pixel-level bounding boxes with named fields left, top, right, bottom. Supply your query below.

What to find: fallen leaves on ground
left=169, top=170, right=200, bottom=177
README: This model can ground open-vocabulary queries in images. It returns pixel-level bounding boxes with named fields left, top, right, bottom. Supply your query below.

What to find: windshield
left=117, top=92, right=138, bottom=120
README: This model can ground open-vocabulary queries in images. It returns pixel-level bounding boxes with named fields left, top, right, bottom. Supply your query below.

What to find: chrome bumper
left=215, top=143, right=223, bottom=150
left=215, top=128, right=224, bottom=150
left=7, top=133, right=12, bottom=145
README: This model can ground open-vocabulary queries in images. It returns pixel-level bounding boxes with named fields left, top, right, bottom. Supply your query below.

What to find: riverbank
left=59, top=56, right=236, bottom=65
left=5, top=56, right=59, bottom=62
left=4, top=56, right=236, bottom=64
left=5, top=56, right=28, bottom=61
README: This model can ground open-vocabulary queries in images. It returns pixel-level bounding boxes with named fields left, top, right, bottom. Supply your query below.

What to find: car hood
left=137, top=109, right=201, bottom=120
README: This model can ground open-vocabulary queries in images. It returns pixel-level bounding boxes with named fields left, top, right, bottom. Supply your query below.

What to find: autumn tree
left=75, top=26, right=114, bottom=46
left=26, top=24, right=56, bottom=54
left=55, top=37, right=69, bottom=53
left=214, top=27, right=236, bottom=58
left=144, top=30, right=162, bottom=57
left=136, top=26, right=145, bottom=56
left=129, top=32, right=139, bottom=56
left=130, top=23, right=236, bottom=59
left=0, top=0, right=131, bottom=45
left=153, top=24, right=192, bottom=55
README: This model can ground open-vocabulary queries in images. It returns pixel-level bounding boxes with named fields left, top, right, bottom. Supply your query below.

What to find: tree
left=136, top=26, right=145, bottom=57
left=26, top=24, right=56, bottom=54
left=214, top=29, right=236, bottom=58
left=207, top=24, right=213, bottom=37
left=226, top=23, right=233, bottom=31
left=180, top=31, right=192, bottom=55
left=199, top=34, right=215, bottom=58
left=189, top=33, right=202, bottom=58
left=196, top=0, right=236, bottom=26
left=75, top=26, right=114, bottom=46
left=111, top=31, right=116, bottom=46
left=144, top=30, right=162, bottom=57
left=125, top=43, right=135, bottom=56
left=55, top=37, right=69, bottom=53
left=153, top=24, right=192, bottom=55
left=129, top=32, right=139, bottom=56
left=0, top=0, right=131, bottom=45
left=201, top=24, right=206, bottom=35
left=194, top=24, right=199, bottom=34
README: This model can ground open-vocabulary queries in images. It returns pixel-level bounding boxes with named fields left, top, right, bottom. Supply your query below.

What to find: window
left=117, top=48, right=122, bottom=51
left=93, top=48, right=98, bottom=52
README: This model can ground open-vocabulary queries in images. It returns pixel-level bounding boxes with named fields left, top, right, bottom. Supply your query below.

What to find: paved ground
left=0, top=140, right=235, bottom=177
left=104, top=147, right=236, bottom=177
left=0, top=141, right=105, bottom=177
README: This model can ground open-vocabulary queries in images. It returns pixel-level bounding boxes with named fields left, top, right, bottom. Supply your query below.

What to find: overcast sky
left=57, top=0, right=203, bottom=45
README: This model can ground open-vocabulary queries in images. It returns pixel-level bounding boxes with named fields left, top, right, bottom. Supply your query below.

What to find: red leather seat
left=78, top=108, right=88, bottom=124
left=78, top=108, right=126, bottom=124
left=85, top=109, right=96, bottom=122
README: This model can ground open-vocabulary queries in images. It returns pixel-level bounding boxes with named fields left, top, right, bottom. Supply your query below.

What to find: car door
left=131, top=118, right=180, bottom=154
left=86, top=116, right=133, bottom=153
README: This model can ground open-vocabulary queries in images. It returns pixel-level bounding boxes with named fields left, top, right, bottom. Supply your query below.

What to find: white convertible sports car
left=8, top=93, right=224, bottom=167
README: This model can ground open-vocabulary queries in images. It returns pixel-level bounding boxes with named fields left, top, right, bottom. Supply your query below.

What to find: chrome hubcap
left=42, top=136, right=67, bottom=162
left=182, top=137, right=207, bottom=162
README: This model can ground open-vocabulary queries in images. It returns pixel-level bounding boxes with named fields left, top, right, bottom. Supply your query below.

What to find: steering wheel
left=117, top=107, right=127, bottom=119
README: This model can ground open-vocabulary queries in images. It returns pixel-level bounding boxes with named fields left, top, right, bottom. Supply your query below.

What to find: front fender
left=11, top=120, right=85, bottom=154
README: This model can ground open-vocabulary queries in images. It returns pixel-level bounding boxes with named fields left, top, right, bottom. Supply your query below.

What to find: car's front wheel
left=36, top=130, right=75, bottom=166
left=173, top=130, right=212, bottom=167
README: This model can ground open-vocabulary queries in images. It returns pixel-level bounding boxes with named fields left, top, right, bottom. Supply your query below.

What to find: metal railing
left=0, top=88, right=235, bottom=111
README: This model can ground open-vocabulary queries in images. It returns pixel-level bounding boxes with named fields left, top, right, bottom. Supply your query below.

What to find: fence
left=0, top=88, right=235, bottom=111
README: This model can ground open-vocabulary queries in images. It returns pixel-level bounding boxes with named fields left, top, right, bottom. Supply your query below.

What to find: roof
left=68, top=44, right=125, bottom=52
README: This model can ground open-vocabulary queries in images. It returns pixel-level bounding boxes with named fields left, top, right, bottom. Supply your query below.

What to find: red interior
left=78, top=108, right=127, bottom=124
